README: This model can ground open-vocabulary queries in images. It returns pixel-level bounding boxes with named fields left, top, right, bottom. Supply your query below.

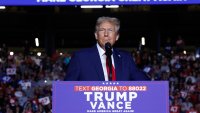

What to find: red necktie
left=106, top=57, right=116, bottom=81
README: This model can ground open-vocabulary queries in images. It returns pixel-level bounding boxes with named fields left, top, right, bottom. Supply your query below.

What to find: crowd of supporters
left=132, top=38, right=200, bottom=113
left=0, top=51, right=70, bottom=113
left=0, top=37, right=200, bottom=113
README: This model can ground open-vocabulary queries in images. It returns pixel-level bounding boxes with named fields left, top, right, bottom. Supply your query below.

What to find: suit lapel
left=90, top=46, right=105, bottom=81
left=113, top=49, right=122, bottom=81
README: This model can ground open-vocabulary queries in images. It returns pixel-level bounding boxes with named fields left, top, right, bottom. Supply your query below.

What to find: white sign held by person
left=6, top=68, right=16, bottom=75
left=39, top=96, right=50, bottom=105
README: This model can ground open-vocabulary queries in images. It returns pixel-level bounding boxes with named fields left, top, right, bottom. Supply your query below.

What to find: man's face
left=95, top=21, right=119, bottom=50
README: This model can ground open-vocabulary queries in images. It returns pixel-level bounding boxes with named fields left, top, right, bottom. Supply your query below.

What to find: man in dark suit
left=65, top=16, right=149, bottom=81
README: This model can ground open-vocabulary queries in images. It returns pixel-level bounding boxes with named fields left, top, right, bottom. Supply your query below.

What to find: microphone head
left=105, top=42, right=112, bottom=56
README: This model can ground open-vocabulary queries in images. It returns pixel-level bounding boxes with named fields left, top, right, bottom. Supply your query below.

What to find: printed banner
left=53, top=81, right=169, bottom=113
left=0, top=0, right=199, bottom=5
left=6, top=68, right=16, bottom=75
left=39, top=96, right=51, bottom=105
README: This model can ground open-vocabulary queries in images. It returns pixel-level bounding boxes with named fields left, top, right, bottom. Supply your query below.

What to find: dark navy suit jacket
left=65, top=45, right=149, bottom=81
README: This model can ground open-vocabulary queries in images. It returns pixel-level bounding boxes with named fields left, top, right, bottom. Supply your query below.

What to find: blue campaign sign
left=0, top=0, right=199, bottom=5
left=53, top=81, right=169, bottom=113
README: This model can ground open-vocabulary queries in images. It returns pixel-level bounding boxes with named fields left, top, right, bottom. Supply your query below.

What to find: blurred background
left=0, top=5, right=200, bottom=56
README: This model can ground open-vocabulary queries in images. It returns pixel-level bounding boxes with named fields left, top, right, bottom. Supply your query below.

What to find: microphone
left=105, top=42, right=112, bottom=80
left=105, top=42, right=112, bottom=56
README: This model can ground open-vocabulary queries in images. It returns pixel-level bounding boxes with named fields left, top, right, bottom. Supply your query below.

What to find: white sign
left=39, top=96, right=50, bottom=105
left=6, top=68, right=16, bottom=75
